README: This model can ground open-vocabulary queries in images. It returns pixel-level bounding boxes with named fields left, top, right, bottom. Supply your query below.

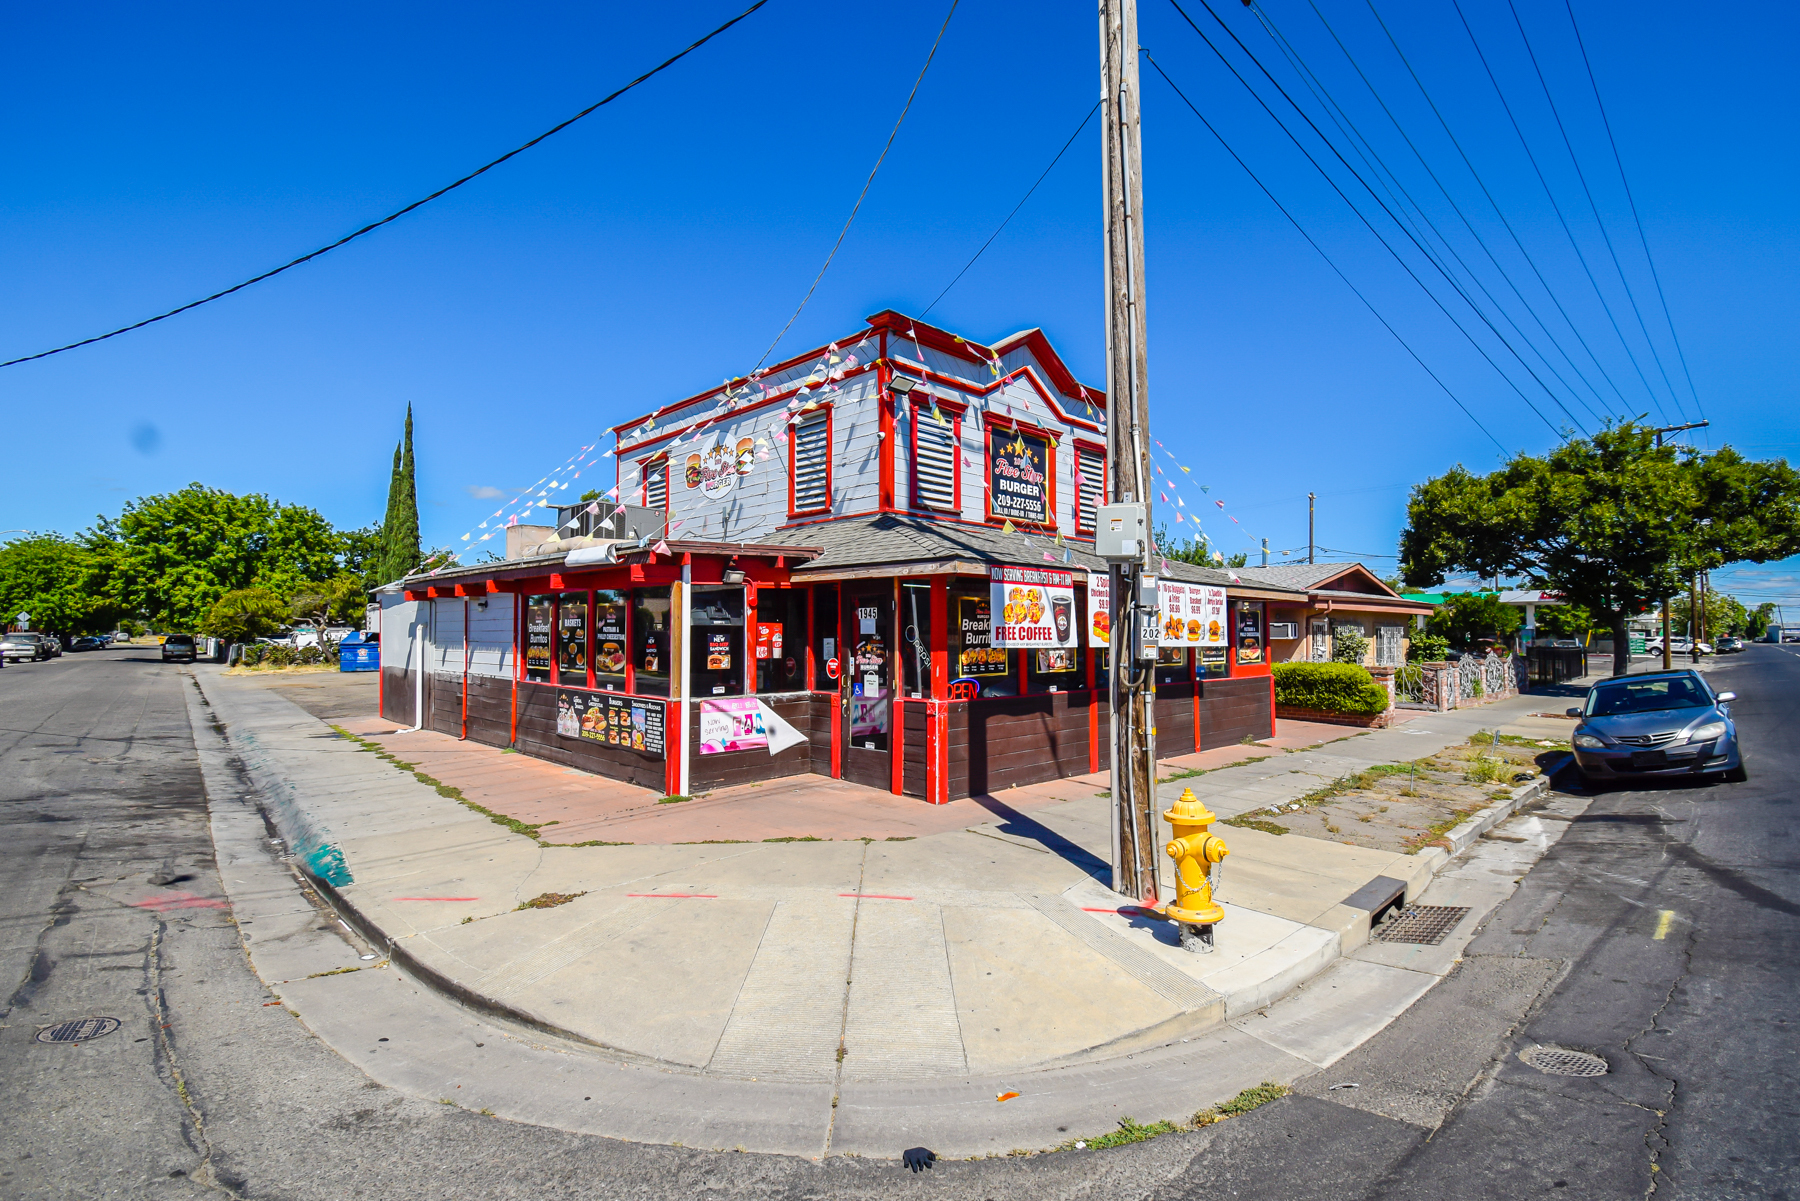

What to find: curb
left=1434, top=754, right=1571, bottom=857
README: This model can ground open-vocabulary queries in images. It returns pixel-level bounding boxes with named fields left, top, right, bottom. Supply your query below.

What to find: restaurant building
left=378, top=311, right=1304, bottom=803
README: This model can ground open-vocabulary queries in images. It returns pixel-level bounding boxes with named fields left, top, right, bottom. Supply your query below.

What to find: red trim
left=637, top=453, right=670, bottom=512
left=1086, top=644, right=1100, bottom=773
left=982, top=413, right=1059, bottom=533
left=461, top=600, right=470, bottom=741
left=865, top=311, right=1106, bottom=414
left=907, top=395, right=963, bottom=514
left=510, top=593, right=520, bottom=747
left=786, top=402, right=834, bottom=519
left=890, top=578, right=903, bottom=795
left=878, top=362, right=896, bottom=511
left=1073, top=438, right=1106, bottom=535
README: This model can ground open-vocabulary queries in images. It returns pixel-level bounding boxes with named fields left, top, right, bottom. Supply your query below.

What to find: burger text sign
left=990, top=566, right=1077, bottom=648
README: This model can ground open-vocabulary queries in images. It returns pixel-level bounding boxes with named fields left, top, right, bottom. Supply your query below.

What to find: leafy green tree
left=339, top=524, right=384, bottom=589
left=1670, top=590, right=1748, bottom=640
left=1400, top=424, right=1800, bottom=674
left=1537, top=603, right=1594, bottom=640
left=1331, top=626, right=1369, bottom=664
left=1155, top=524, right=1247, bottom=568
left=1427, top=594, right=1523, bottom=649
left=377, top=405, right=421, bottom=584
left=288, top=574, right=369, bottom=636
left=1406, top=629, right=1450, bottom=663
left=200, top=588, right=288, bottom=643
left=1747, top=602, right=1778, bottom=640
left=98, top=484, right=342, bottom=631
left=0, top=534, right=122, bottom=635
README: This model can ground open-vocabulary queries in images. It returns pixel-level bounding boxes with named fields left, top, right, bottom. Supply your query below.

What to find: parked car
left=44, top=636, right=63, bottom=657
left=1567, top=670, right=1745, bottom=784
left=161, top=633, right=198, bottom=663
left=70, top=636, right=104, bottom=651
left=1551, top=639, right=1583, bottom=648
left=1645, top=637, right=1712, bottom=656
left=1715, top=635, right=1744, bottom=653
left=1, top=632, right=52, bottom=662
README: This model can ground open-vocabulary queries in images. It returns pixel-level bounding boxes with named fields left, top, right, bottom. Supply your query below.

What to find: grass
left=656, top=795, right=693, bottom=805
left=762, top=835, right=825, bottom=843
left=224, top=663, right=339, bottom=676
left=677, top=839, right=750, bottom=845
left=1058, top=1116, right=1182, bottom=1152
left=306, top=966, right=361, bottom=979
left=1055, top=1083, right=1293, bottom=1154
left=1222, top=815, right=1289, bottom=836
left=516, top=891, right=587, bottom=911
left=1197, top=1081, right=1292, bottom=1125
left=1160, top=754, right=1268, bottom=784
left=1461, top=754, right=1510, bottom=785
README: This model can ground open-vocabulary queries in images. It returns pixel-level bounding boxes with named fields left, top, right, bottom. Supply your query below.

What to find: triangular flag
left=652, top=539, right=670, bottom=555
left=1002, top=519, right=1015, bottom=534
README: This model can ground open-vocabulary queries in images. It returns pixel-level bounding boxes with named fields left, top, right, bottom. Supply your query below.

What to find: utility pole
left=1307, top=493, right=1315, bottom=565
left=1100, top=0, right=1159, bottom=906
left=1261, top=537, right=1269, bottom=567
left=1651, top=420, right=1708, bottom=671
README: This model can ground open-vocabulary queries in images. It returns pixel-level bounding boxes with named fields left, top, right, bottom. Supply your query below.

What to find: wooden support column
left=928, top=576, right=949, bottom=804
left=891, top=576, right=904, bottom=796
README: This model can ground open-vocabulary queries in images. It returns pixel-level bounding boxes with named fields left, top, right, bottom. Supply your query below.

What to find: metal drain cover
left=1371, top=905, right=1470, bottom=945
left=1520, top=1045, right=1608, bottom=1077
left=36, top=1017, right=122, bottom=1044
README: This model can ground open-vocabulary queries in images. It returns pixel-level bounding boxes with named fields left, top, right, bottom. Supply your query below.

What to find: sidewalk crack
left=821, top=839, right=870, bottom=1159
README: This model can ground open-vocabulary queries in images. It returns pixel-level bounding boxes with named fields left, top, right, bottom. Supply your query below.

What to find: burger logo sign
left=685, top=438, right=756, bottom=499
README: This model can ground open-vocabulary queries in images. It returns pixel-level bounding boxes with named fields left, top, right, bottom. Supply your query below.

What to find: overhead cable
left=1143, top=53, right=1508, bottom=456
left=1166, top=0, right=1570, bottom=439
left=0, top=0, right=773, bottom=370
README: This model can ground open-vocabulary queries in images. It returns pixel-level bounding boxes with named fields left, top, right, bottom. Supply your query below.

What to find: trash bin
left=338, top=632, right=380, bottom=673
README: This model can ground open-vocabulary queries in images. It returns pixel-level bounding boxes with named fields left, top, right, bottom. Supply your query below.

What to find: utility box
left=1096, top=503, right=1148, bottom=562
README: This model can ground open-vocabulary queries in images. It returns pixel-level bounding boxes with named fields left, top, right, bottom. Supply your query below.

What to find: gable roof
left=1231, top=562, right=1397, bottom=595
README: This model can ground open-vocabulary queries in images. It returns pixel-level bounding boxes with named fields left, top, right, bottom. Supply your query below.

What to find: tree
left=1671, top=590, right=1747, bottom=640
left=1537, top=603, right=1594, bottom=640
left=0, top=534, right=122, bottom=635
left=287, top=574, right=368, bottom=639
left=1427, top=593, right=1522, bottom=649
left=1400, top=424, right=1800, bottom=674
left=98, top=484, right=343, bottom=631
left=1747, top=602, right=1778, bottom=640
left=376, top=405, right=421, bottom=584
left=1154, top=524, right=1248, bottom=568
left=201, top=588, right=287, bottom=643
left=339, top=524, right=384, bottom=589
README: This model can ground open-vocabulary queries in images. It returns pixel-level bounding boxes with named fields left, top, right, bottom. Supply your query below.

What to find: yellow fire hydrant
left=1161, top=787, right=1229, bottom=953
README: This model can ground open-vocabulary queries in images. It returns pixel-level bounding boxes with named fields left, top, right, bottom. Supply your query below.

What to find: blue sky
left=3, top=1, right=1795, bottom=614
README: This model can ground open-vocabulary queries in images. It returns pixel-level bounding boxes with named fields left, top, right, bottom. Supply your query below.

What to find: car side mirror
left=1565, top=707, right=1581, bottom=717
left=1716, top=691, right=1736, bottom=703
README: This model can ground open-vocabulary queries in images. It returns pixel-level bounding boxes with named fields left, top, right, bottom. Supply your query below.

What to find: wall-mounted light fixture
left=889, top=376, right=917, bottom=397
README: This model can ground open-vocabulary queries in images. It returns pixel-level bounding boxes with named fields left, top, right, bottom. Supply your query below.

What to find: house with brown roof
left=1228, top=563, right=1438, bottom=667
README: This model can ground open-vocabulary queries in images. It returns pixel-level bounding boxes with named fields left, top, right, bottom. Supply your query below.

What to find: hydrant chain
left=1159, top=787, right=1228, bottom=951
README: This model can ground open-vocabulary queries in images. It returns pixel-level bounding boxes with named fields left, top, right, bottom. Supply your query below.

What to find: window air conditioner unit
left=1268, top=622, right=1300, bottom=640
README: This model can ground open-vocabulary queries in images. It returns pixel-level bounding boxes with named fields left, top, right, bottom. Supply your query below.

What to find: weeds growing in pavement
left=1222, top=816, right=1289, bottom=836
left=1196, top=1081, right=1292, bottom=1125
left=330, top=725, right=574, bottom=847
left=516, top=891, right=587, bottom=911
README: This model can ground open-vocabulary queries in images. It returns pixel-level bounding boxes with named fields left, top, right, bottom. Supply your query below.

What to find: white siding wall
left=379, top=597, right=423, bottom=671
left=428, top=599, right=464, bottom=673
left=468, top=593, right=514, bottom=679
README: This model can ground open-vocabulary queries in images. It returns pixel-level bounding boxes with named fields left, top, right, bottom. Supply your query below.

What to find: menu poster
left=1158, top=580, right=1194, bottom=647
left=1196, top=586, right=1228, bottom=645
left=1236, top=601, right=1265, bottom=665
left=557, top=602, right=587, bottom=674
left=1155, top=582, right=1230, bottom=647
left=706, top=631, right=732, bottom=671
left=1085, top=572, right=1112, bottom=646
left=956, top=597, right=1009, bottom=676
left=988, top=426, right=1052, bottom=526
left=525, top=598, right=553, bottom=675
left=989, top=565, right=1077, bottom=648
left=555, top=691, right=665, bottom=757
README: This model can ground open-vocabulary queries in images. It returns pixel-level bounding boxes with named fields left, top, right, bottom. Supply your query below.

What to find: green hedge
left=1272, top=662, right=1388, bottom=715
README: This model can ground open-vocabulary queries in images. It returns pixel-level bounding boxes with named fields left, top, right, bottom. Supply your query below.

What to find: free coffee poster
left=989, top=565, right=1076, bottom=648
left=557, top=690, right=664, bottom=757
left=987, top=426, right=1051, bottom=526
left=956, top=597, right=1008, bottom=676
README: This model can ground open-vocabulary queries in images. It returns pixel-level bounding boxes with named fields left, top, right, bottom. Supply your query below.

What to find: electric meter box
left=1096, top=503, right=1148, bottom=561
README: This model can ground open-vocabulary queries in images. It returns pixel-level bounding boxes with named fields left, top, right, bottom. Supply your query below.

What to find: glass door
left=843, top=590, right=892, bottom=789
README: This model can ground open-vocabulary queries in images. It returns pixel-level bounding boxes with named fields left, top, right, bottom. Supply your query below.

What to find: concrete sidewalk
left=195, top=664, right=1568, bottom=1087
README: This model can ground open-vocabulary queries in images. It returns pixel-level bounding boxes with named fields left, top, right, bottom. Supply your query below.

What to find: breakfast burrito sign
left=990, top=566, right=1078, bottom=647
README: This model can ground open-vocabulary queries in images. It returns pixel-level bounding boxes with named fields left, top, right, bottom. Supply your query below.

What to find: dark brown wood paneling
left=949, top=692, right=1091, bottom=798
left=902, top=701, right=927, bottom=799
left=511, top=681, right=666, bottom=792
left=1154, top=682, right=1196, bottom=757
left=1198, top=676, right=1273, bottom=749
left=688, top=694, right=816, bottom=792
left=380, top=667, right=414, bottom=725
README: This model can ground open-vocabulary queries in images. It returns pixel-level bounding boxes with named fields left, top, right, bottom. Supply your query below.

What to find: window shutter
left=792, top=413, right=829, bottom=511
left=644, top=460, right=668, bottom=510
left=914, top=410, right=957, bottom=511
left=1076, top=447, right=1104, bottom=531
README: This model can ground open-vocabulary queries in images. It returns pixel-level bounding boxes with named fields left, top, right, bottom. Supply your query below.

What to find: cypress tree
left=377, top=406, right=422, bottom=583
left=377, top=441, right=402, bottom=583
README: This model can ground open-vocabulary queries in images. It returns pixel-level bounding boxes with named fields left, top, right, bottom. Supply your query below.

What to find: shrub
left=1272, top=662, right=1388, bottom=715
left=1331, top=626, right=1369, bottom=664
left=1407, top=630, right=1450, bottom=662
left=239, top=644, right=266, bottom=666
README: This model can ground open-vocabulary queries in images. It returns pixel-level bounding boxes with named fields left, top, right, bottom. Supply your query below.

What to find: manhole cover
left=36, top=1017, right=122, bottom=1044
left=1371, top=905, right=1470, bottom=945
left=1520, top=1045, right=1608, bottom=1077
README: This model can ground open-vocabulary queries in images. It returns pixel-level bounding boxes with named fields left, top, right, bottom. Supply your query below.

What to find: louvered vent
left=793, top=412, right=829, bottom=511
left=1077, top=447, right=1104, bottom=531
left=915, top=409, right=957, bottom=511
left=644, top=460, right=668, bottom=510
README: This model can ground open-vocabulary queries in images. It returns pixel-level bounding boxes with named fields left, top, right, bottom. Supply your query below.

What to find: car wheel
left=1722, top=765, right=1749, bottom=784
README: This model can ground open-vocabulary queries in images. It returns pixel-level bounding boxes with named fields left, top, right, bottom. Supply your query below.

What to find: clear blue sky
left=3, top=1, right=1795, bottom=613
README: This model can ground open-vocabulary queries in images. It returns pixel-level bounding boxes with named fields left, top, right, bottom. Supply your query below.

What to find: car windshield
left=165, top=635, right=194, bottom=644
left=1586, top=676, right=1711, bottom=716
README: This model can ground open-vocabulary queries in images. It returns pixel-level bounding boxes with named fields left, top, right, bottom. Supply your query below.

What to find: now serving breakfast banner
left=990, top=565, right=1078, bottom=648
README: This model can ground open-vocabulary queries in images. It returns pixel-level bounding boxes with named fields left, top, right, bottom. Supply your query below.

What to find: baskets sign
left=989, top=566, right=1077, bottom=648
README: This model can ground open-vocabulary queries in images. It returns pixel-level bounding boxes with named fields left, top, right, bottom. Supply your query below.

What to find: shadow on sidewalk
left=969, top=793, right=1112, bottom=886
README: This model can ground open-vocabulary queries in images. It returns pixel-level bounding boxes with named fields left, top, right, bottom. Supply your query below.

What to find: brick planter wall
left=1275, top=705, right=1392, bottom=729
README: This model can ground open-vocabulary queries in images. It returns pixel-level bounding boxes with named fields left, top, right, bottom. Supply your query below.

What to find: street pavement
left=2, top=644, right=1791, bottom=1197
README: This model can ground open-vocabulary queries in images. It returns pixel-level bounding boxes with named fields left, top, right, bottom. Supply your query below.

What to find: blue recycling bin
left=338, top=632, right=380, bottom=672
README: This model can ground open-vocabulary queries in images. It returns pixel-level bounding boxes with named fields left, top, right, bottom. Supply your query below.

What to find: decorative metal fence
left=1527, top=645, right=1588, bottom=687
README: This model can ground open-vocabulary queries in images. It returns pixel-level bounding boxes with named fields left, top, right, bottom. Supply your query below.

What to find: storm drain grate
left=1371, top=905, right=1470, bottom=945
left=1520, top=1045, right=1608, bottom=1077
left=36, top=1017, right=122, bottom=1044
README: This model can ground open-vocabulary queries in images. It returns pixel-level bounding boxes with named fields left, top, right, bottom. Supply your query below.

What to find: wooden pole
left=1100, top=0, right=1159, bottom=905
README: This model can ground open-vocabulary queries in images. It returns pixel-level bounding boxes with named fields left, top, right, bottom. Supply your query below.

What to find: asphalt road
left=2, top=645, right=1794, bottom=1199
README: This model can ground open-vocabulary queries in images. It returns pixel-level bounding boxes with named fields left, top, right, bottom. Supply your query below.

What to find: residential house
left=1229, top=563, right=1436, bottom=667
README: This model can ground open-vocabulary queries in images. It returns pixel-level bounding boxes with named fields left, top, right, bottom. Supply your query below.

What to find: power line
left=1255, top=0, right=1612, bottom=428
left=1143, top=53, right=1509, bottom=456
left=753, top=0, right=959, bottom=370
left=1561, top=0, right=1705, bottom=427
left=1503, top=0, right=1687, bottom=423
left=0, top=0, right=773, bottom=371
left=1166, top=0, right=1569, bottom=439
left=1448, top=0, right=1670, bottom=426
left=920, top=100, right=1100, bottom=319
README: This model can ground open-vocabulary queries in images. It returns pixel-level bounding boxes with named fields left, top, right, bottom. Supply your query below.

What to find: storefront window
left=900, top=582, right=934, bottom=697
left=1028, top=645, right=1081, bottom=692
left=524, top=595, right=554, bottom=682
left=632, top=587, right=671, bottom=697
left=690, top=586, right=745, bottom=697
left=1155, top=647, right=1190, bottom=686
left=754, top=588, right=807, bottom=693
left=811, top=585, right=839, bottom=691
left=593, top=590, right=628, bottom=691
left=950, top=586, right=1014, bottom=697
left=1198, top=646, right=1229, bottom=679
left=556, top=591, right=588, bottom=685
left=1235, top=600, right=1265, bottom=667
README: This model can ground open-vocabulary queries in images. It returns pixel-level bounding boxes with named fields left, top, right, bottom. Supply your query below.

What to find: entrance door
left=843, top=590, right=892, bottom=789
